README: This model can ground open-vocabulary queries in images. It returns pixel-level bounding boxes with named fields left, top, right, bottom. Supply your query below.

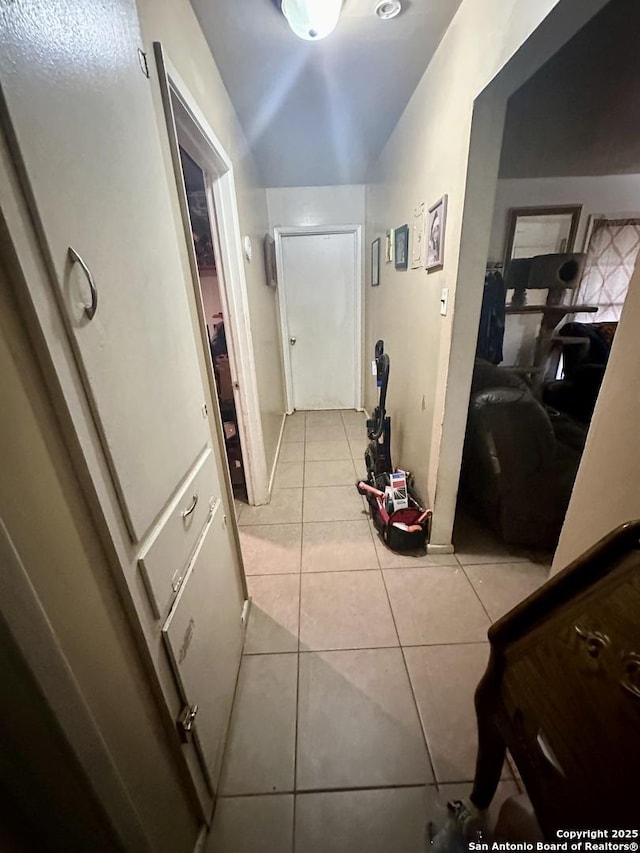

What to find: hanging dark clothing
left=210, top=322, right=228, bottom=360
left=476, top=271, right=506, bottom=365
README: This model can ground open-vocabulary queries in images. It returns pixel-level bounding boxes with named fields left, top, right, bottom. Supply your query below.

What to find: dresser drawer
left=138, top=449, right=219, bottom=617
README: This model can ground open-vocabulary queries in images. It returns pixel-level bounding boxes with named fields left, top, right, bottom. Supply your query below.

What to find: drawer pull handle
left=575, top=624, right=610, bottom=658
left=68, top=247, right=98, bottom=320
left=621, top=654, right=640, bottom=700
left=182, top=493, right=198, bottom=519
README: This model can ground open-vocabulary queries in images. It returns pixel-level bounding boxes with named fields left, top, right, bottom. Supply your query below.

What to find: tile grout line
left=218, top=781, right=446, bottom=800
left=445, top=567, right=521, bottom=788
left=378, top=562, right=440, bottom=789
left=213, top=640, right=248, bottom=804
left=459, top=563, right=495, bottom=624
left=245, top=570, right=305, bottom=579
left=457, top=557, right=534, bottom=567
left=247, top=567, right=384, bottom=577
left=217, top=420, right=314, bottom=803
left=242, top=639, right=492, bottom=656
left=400, top=638, right=445, bottom=794
left=214, top=426, right=302, bottom=805
left=378, top=564, right=400, bottom=647
left=295, top=410, right=361, bottom=845
left=291, top=409, right=306, bottom=853
left=293, top=566, right=384, bottom=579
left=380, top=559, right=497, bottom=792
left=367, top=459, right=440, bottom=783
left=363, top=492, right=383, bottom=571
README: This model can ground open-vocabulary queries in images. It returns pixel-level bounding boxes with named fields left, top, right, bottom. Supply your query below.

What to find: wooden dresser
left=471, top=522, right=640, bottom=834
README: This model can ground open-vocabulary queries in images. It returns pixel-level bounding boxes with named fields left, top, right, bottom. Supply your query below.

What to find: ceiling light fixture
left=281, top=0, right=343, bottom=41
left=375, top=0, right=401, bottom=20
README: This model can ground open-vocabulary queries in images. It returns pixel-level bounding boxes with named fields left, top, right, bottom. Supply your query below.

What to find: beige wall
left=489, top=175, right=640, bottom=264
left=0, top=277, right=199, bottom=851
left=552, top=257, right=640, bottom=572
left=266, top=185, right=366, bottom=230
left=137, top=0, right=285, bottom=480
left=364, top=0, right=607, bottom=545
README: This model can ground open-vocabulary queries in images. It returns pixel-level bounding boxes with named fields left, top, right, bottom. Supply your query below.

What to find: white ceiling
left=190, top=0, right=464, bottom=186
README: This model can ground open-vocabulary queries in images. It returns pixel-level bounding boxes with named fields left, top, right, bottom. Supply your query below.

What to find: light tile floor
left=212, top=410, right=551, bottom=852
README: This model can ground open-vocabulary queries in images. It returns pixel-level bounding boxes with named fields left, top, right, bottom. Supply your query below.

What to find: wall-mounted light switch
left=440, top=287, right=448, bottom=316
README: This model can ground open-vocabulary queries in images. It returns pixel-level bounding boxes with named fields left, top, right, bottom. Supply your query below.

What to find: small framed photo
left=426, top=195, right=447, bottom=271
left=394, top=225, right=409, bottom=270
left=371, top=237, right=381, bottom=286
left=385, top=228, right=394, bottom=263
left=411, top=202, right=426, bottom=269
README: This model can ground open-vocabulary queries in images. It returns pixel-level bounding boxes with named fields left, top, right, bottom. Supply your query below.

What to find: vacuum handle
left=370, top=353, right=389, bottom=440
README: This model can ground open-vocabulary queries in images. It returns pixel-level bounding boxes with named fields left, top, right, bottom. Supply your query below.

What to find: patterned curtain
left=574, top=218, right=640, bottom=323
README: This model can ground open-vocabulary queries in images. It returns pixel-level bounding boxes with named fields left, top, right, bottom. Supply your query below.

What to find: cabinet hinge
left=137, top=48, right=150, bottom=78
left=170, top=566, right=185, bottom=595
left=177, top=703, right=198, bottom=743
left=202, top=403, right=208, bottom=418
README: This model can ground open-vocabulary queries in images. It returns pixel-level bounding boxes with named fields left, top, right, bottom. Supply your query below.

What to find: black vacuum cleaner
left=357, top=340, right=431, bottom=552
left=365, top=339, right=392, bottom=478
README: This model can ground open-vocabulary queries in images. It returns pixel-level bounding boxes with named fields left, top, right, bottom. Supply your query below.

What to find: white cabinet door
left=0, top=1, right=210, bottom=541
left=162, top=501, right=245, bottom=787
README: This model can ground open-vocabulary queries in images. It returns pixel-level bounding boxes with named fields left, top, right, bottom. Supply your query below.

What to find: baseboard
left=268, top=411, right=288, bottom=495
left=427, top=542, right=456, bottom=555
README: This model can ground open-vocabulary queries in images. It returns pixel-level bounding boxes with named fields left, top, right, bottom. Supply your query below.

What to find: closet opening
left=179, top=146, right=247, bottom=501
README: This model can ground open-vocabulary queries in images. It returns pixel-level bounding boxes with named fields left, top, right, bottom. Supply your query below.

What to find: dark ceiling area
left=499, top=0, right=640, bottom=179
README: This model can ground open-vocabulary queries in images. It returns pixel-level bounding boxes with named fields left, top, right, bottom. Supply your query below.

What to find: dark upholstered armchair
left=462, top=360, right=583, bottom=549
left=543, top=321, right=616, bottom=424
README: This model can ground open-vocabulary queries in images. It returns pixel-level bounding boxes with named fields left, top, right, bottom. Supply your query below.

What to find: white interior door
left=281, top=231, right=358, bottom=410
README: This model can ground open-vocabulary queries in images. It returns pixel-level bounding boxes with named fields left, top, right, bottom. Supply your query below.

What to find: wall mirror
left=504, top=205, right=582, bottom=267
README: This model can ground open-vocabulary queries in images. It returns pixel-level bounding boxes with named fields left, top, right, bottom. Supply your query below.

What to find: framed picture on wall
left=411, top=203, right=426, bottom=269
left=371, top=237, right=381, bottom=286
left=426, top=195, right=448, bottom=271
left=394, top=225, right=409, bottom=270
left=385, top=228, right=395, bottom=263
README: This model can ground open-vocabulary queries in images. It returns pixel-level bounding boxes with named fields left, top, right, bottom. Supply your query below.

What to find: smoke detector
left=375, top=0, right=401, bottom=20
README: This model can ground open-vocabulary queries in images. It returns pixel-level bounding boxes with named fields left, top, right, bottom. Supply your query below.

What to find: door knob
left=289, top=336, right=296, bottom=346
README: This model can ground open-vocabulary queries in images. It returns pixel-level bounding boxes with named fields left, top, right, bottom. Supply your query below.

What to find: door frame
left=0, top=518, right=151, bottom=852
left=154, top=44, right=270, bottom=505
left=274, top=225, right=363, bottom=412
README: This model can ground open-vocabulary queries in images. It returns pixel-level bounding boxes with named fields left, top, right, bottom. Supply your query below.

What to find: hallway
left=208, top=410, right=549, bottom=852
left=3, top=0, right=636, bottom=846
